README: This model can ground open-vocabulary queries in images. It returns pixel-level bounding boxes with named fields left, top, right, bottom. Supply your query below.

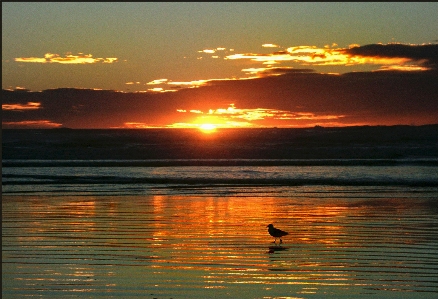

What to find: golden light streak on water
left=2, top=194, right=438, bottom=298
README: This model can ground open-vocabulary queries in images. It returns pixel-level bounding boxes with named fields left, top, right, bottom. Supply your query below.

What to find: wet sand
left=2, top=194, right=438, bottom=298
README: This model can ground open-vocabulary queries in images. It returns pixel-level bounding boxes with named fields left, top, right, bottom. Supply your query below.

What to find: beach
left=2, top=127, right=438, bottom=298
left=3, top=191, right=438, bottom=299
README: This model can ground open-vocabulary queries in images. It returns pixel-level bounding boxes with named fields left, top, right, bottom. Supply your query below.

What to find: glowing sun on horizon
left=199, top=123, right=217, bottom=133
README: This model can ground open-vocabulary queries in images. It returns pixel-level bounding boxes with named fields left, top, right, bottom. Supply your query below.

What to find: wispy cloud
left=142, top=43, right=436, bottom=93
left=241, top=67, right=315, bottom=77
left=225, top=43, right=437, bottom=70
left=122, top=122, right=152, bottom=129
left=2, top=102, right=41, bottom=111
left=15, top=53, right=118, bottom=64
left=262, top=43, right=280, bottom=48
left=3, top=65, right=437, bottom=129
left=147, top=87, right=178, bottom=93
left=144, top=77, right=239, bottom=92
left=343, top=43, right=438, bottom=70
left=4, top=40, right=437, bottom=129
left=146, top=79, right=169, bottom=85
left=174, top=104, right=345, bottom=128
left=197, top=47, right=228, bottom=54
left=2, top=120, right=62, bottom=128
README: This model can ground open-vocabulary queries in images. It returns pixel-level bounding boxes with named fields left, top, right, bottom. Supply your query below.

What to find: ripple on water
left=2, top=194, right=438, bottom=298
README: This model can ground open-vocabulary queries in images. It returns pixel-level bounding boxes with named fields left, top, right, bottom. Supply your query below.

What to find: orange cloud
left=241, top=66, right=314, bottom=77
left=147, top=79, right=169, bottom=85
left=146, top=77, right=239, bottom=91
left=170, top=121, right=254, bottom=129
left=174, top=104, right=345, bottom=128
left=224, top=43, right=437, bottom=69
left=262, top=43, right=280, bottom=48
left=3, top=66, right=436, bottom=129
left=199, top=49, right=216, bottom=54
left=123, top=122, right=153, bottom=128
left=375, top=65, right=430, bottom=72
left=135, top=43, right=436, bottom=94
left=168, top=80, right=210, bottom=87
left=2, top=102, right=41, bottom=111
left=224, top=46, right=357, bottom=66
left=147, top=87, right=178, bottom=93
left=2, top=120, right=62, bottom=128
left=198, top=47, right=227, bottom=54
left=15, top=53, right=118, bottom=64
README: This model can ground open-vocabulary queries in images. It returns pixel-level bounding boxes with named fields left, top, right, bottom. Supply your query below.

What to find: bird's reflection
left=267, top=245, right=288, bottom=254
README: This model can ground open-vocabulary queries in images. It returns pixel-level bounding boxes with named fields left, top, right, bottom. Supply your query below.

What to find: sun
left=199, top=123, right=217, bottom=133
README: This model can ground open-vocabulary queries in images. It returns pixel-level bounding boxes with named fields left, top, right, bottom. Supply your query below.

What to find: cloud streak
left=3, top=42, right=437, bottom=129
left=2, top=102, right=41, bottom=111
left=2, top=120, right=62, bottom=128
left=172, top=104, right=344, bottom=129
left=3, top=65, right=437, bottom=129
left=15, top=53, right=118, bottom=64
left=344, top=43, right=438, bottom=69
left=225, top=43, right=437, bottom=70
left=143, top=43, right=437, bottom=91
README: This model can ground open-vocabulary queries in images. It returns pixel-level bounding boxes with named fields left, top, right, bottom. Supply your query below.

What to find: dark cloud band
left=345, top=43, right=438, bottom=68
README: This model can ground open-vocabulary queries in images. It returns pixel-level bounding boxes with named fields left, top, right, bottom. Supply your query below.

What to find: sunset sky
left=2, top=2, right=438, bottom=129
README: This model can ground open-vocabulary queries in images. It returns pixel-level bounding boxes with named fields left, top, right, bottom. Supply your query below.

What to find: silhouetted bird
left=267, top=224, right=288, bottom=244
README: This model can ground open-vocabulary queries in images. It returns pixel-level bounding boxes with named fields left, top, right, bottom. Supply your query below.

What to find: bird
left=267, top=224, right=288, bottom=244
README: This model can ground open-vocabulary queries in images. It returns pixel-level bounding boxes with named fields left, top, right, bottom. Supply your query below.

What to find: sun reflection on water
left=2, top=194, right=438, bottom=298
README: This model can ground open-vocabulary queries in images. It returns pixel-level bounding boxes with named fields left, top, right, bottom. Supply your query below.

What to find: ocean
left=2, top=126, right=438, bottom=298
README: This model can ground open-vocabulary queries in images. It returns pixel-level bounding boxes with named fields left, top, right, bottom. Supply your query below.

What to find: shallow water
left=3, top=164, right=438, bottom=196
left=3, top=192, right=438, bottom=299
left=3, top=127, right=438, bottom=298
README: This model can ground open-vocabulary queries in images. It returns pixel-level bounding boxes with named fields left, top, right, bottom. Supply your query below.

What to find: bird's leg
left=272, top=238, right=277, bottom=244
left=280, top=238, right=283, bottom=244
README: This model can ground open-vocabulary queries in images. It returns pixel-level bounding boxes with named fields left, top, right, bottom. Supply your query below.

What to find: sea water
left=2, top=128, right=438, bottom=298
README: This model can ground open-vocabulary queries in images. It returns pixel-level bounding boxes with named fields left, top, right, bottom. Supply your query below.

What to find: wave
left=3, top=173, right=438, bottom=187
left=3, top=158, right=438, bottom=167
